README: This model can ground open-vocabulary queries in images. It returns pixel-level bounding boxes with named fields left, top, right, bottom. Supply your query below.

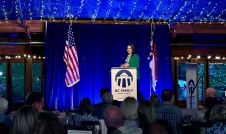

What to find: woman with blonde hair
left=120, top=97, right=142, bottom=134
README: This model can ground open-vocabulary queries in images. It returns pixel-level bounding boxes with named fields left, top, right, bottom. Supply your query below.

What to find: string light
left=40, top=0, right=44, bottom=20
left=113, top=2, right=124, bottom=21
left=14, top=0, right=21, bottom=22
left=127, top=0, right=137, bottom=20
left=162, top=2, right=175, bottom=22
left=49, top=5, right=58, bottom=21
left=138, top=0, right=151, bottom=21
left=215, top=56, right=220, bottom=60
left=91, top=0, right=102, bottom=21
left=187, top=55, right=191, bottom=59
left=75, top=0, right=85, bottom=20
left=173, top=55, right=226, bottom=61
left=172, top=1, right=190, bottom=22
left=0, top=0, right=225, bottom=22
left=150, top=1, right=163, bottom=20
left=28, top=0, right=32, bottom=20
left=105, top=0, right=113, bottom=19
left=182, top=0, right=225, bottom=22
left=2, top=55, right=44, bottom=60
left=2, top=0, right=8, bottom=21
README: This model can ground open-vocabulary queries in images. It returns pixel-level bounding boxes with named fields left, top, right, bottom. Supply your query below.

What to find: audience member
left=94, top=88, right=114, bottom=119
left=205, top=87, right=216, bottom=98
left=150, top=94, right=161, bottom=107
left=223, top=97, right=226, bottom=106
left=0, top=97, right=11, bottom=134
left=11, top=105, right=38, bottom=134
left=143, top=120, right=172, bottom=134
left=138, top=100, right=155, bottom=129
left=198, top=87, right=221, bottom=122
left=25, top=92, right=44, bottom=112
left=97, top=87, right=121, bottom=105
left=121, top=97, right=138, bottom=121
left=32, top=112, right=66, bottom=134
left=199, top=87, right=218, bottom=108
left=120, top=97, right=142, bottom=134
left=156, top=89, right=182, bottom=134
left=0, top=97, right=11, bottom=128
left=104, top=106, right=124, bottom=134
left=206, top=105, right=226, bottom=134
left=72, top=98, right=98, bottom=129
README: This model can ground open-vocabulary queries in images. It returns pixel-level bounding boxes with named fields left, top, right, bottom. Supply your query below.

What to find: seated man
left=94, top=87, right=120, bottom=119
left=197, top=87, right=220, bottom=120
left=104, top=106, right=124, bottom=134
left=195, top=87, right=221, bottom=133
left=104, top=105, right=142, bottom=134
left=25, top=92, right=44, bottom=112
left=94, top=92, right=113, bottom=119
left=156, top=89, right=183, bottom=134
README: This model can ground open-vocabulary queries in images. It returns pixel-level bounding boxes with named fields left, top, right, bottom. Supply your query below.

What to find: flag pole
left=71, top=87, right=74, bottom=110
left=70, top=19, right=74, bottom=110
left=150, top=19, right=154, bottom=96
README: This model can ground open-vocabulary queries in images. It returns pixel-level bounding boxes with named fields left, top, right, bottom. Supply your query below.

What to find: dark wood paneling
left=0, top=45, right=28, bottom=54
left=171, top=23, right=226, bottom=34
left=171, top=46, right=226, bottom=56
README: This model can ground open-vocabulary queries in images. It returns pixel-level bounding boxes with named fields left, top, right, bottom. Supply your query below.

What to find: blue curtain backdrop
left=154, top=25, right=173, bottom=97
left=45, top=23, right=173, bottom=110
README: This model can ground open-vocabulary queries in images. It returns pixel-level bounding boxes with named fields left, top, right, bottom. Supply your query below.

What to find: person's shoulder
left=133, top=54, right=139, bottom=59
left=94, top=102, right=104, bottom=107
left=133, top=54, right=139, bottom=57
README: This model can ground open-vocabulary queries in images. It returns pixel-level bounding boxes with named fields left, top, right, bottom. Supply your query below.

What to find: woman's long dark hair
left=32, top=112, right=65, bottom=134
left=79, top=98, right=93, bottom=114
left=128, top=43, right=135, bottom=55
left=11, top=105, right=38, bottom=134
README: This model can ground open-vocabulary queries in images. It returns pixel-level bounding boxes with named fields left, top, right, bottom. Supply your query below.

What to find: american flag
left=63, top=24, right=80, bottom=87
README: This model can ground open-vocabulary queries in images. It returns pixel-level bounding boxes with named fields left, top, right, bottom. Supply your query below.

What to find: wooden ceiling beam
left=0, top=20, right=226, bottom=34
left=0, top=20, right=44, bottom=33
left=0, top=45, right=29, bottom=55
left=171, top=23, right=226, bottom=34
left=171, top=46, right=226, bottom=56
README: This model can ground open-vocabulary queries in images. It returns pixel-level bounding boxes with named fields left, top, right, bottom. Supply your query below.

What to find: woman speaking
left=121, top=43, right=144, bottom=102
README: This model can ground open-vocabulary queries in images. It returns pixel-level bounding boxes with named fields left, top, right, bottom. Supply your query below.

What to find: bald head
left=104, top=106, right=123, bottom=128
left=206, top=87, right=216, bottom=98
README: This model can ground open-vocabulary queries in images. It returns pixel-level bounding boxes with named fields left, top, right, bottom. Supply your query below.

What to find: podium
left=111, top=67, right=137, bottom=101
